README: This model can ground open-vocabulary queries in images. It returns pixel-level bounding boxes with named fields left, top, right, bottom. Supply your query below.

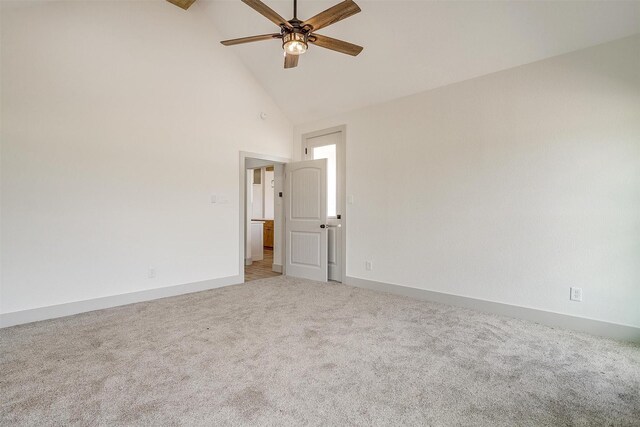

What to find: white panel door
left=285, top=159, right=328, bottom=282
left=303, top=129, right=344, bottom=282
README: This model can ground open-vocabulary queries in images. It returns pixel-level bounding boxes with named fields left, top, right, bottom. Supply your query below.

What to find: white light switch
left=570, top=287, right=583, bottom=302
left=212, top=194, right=229, bottom=204
left=348, top=195, right=354, bottom=204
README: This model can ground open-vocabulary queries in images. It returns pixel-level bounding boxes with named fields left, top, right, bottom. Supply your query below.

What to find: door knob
left=320, top=224, right=326, bottom=229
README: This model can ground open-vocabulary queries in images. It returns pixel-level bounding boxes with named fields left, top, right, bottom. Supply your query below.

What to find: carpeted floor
left=1, top=276, right=639, bottom=426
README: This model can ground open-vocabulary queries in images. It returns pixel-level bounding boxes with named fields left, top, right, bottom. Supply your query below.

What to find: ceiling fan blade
left=242, top=0, right=293, bottom=30
left=221, top=34, right=281, bottom=46
left=309, top=34, right=363, bottom=56
left=166, top=0, right=197, bottom=10
left=284, top=54, right=299, bottom=69
left=303, top=0, right=361, bottom=32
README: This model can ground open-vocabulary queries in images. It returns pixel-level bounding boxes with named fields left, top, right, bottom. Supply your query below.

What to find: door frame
left=301, top=125, right=347, bottom=283
left=238, top=151, right=291, bottom=281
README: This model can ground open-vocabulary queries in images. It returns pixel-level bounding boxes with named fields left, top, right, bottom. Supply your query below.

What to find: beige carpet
left=1, top=276, right=639, bottom=426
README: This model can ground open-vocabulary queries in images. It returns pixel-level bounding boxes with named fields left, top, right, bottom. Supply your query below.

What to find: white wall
left=249, top=167, right=275, bottom=220
left=295, top=35, right=640, bottom=328
left=264, top=169, right=275, bottom=219
left=1, top=1, right=292, bottom=315
left=251, top=180, right=264, bottom=220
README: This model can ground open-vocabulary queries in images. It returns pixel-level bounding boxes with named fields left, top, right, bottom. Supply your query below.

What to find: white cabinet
left=251, top=221, right=264, bottom=261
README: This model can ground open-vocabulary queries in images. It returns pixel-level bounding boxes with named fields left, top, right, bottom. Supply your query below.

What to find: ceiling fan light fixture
left=282, top=32, right=308, bottom=55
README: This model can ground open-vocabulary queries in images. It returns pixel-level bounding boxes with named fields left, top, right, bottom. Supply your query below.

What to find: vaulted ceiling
left=198, top=0, right=640, bottom=124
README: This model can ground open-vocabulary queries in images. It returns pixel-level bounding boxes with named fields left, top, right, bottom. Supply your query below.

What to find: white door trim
left=301, top=125, right=347, bottom=283
left=238, top=151, right=291, bottom=281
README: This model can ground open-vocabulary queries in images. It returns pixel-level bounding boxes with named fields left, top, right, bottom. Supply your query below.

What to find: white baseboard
left=272, top=263, right=283, bottom=273
left=5, top=274, right=636, bottom=343
left=344, top=276, right=640, bottom=343
left=0, top=275, right=243, bottom=329
left=245, top=258, right=252, bottom=266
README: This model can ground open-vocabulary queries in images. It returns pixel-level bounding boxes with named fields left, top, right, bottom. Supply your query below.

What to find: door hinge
left=304, top=148, right=308, bottom=155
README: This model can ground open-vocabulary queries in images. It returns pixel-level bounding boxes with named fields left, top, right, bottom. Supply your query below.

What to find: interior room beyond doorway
left=245, top=165, right=282, bottom=282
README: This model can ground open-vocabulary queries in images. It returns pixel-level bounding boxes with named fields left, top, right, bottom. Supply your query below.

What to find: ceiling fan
left=220, top=0, right=364, bottom=69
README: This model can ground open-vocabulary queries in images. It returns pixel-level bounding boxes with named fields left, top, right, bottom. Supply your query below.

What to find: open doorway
left=246, top=165, right=280, bottom=281
left=239, top=152, right=289, bottom=283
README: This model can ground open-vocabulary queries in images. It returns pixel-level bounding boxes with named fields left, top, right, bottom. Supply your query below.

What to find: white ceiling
left=198, top=0, right=640, bottom=124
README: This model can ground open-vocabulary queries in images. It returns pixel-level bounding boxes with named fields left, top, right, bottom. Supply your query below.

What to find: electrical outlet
left=365, top=261, right=372, bottom=271
left=570, top=287, right=582, bottom=302
left=148, top=268, right=156, bottom=279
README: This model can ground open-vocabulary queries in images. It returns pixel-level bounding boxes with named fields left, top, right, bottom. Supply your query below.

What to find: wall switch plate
left=148, top=268, right=156, bottom=279
left=211, top=195, right=217, bottom=204
left=365, top=261, right=372, bottom=271
left=348, top=195, right=355, bottom=205
left=570, top=287, right=582, bottom=302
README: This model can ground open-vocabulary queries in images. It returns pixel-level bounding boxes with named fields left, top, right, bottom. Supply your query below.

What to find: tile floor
left=244, top=248, right=282, bottom=282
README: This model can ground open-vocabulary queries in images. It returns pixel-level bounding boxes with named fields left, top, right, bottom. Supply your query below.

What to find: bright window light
left=313, top=144, right=337, bottom=217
